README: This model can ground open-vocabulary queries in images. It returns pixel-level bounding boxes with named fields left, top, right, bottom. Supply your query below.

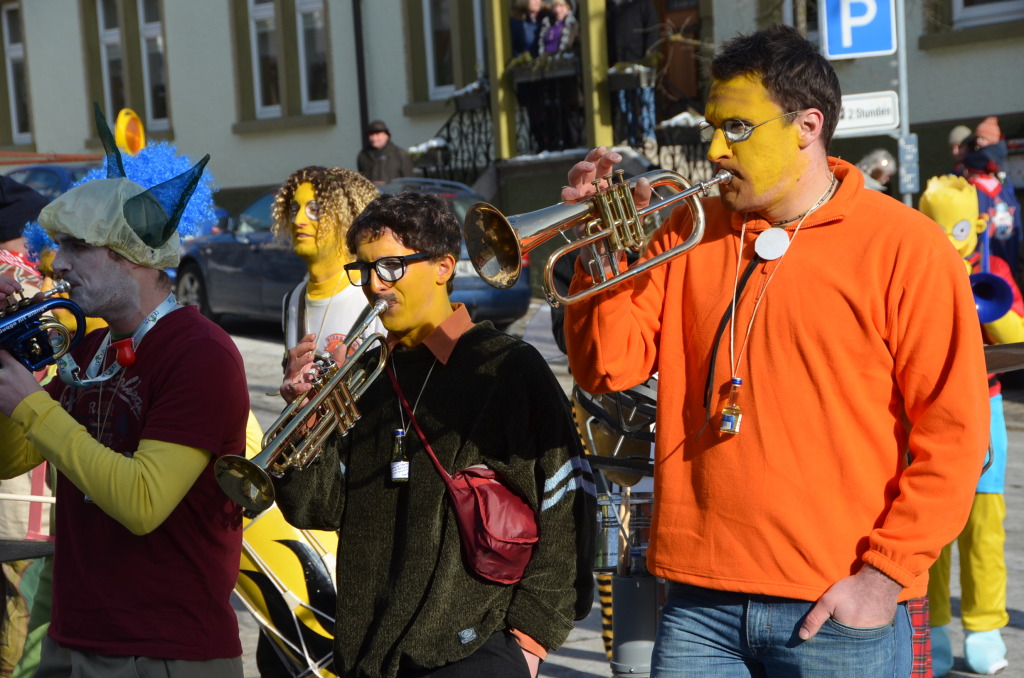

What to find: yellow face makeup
left=704, top=75, right=807, bottom=215
left=290, top=182, right=342, bottom=262
left=353, top=228, right=454, bottom=347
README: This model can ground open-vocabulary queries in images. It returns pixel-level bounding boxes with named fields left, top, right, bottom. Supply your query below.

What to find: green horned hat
left=37, top=103, right=210, bottom=269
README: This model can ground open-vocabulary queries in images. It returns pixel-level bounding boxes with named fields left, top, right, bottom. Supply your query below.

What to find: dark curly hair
left=347, top=192, right=462, bottom=294
left=271, top=166, right=379, bottom=257
left=710, top=24, right=842, bottom=150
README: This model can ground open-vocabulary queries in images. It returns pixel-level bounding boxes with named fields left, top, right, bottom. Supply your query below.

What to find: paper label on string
left=754, top=228, right=790, bottom=261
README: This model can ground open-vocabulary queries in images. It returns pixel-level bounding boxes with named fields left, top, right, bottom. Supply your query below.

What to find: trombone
left=463, top=169, right=732, bottom=306
left=215, top=299, right=390, bottom=515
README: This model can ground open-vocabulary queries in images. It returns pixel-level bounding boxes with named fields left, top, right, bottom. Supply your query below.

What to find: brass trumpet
left=0, top=281, right=86, bottom=371
left=463, top=169, right=732, bottom=306
left=215, top=299, right=390, bottom=515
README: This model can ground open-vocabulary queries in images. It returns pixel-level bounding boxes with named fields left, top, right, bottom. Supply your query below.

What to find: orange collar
left=387, top=303, right=474, bottom=364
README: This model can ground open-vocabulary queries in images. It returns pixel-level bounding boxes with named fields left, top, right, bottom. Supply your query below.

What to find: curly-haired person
left=271, top=166, right=383, bottom=404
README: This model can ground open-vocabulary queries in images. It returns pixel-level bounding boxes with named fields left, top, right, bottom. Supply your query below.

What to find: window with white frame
left=953, top=0, right=1024, bottom=26
left=1, top=3, right=30, bottom=144
left=97, top=0, right=126, bottom=117
left=403, top=0, right=484, bottom=105
left=423, top=0, right=455, bottom=100
left=249, top=0, right=281, bottom=119
left=296, top=0, right=328, bottom=114
left=233, top=0, right=332, bottom=124
left=137, top=0, right=168, bottom=131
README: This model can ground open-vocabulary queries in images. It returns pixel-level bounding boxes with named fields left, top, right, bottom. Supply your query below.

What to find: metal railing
left=413, top=78, right=712, bottom=188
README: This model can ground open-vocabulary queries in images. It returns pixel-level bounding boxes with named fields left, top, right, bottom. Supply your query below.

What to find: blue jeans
left=651, top=583, right=912, bottom=677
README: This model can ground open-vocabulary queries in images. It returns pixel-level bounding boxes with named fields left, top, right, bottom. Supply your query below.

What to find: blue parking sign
left=819, top=0, right=897, bottom=60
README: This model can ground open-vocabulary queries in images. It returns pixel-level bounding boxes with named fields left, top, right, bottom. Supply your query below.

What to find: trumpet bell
left=462, top=169, right=731, bottom=306
left=215, top=299, right=391, bottom=516
left=464, top=200, right=590, bottom=290
left=215, top=455, right=275, bottom=515
left=464, top=203, right=520, bottom=289
left=972, top=271, right=1014, bottom=323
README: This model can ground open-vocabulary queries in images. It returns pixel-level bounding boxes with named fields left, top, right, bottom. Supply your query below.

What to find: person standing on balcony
left=510, top=0, right=550, bottom=58
left=540, top=0, right=578, bottom=56
left=356, top=120, right=414, bottom=186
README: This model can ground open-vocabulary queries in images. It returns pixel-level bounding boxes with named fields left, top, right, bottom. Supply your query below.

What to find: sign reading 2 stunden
left=819, top=0, right=897, bottom=60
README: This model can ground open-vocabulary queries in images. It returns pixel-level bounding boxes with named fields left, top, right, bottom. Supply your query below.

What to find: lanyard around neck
left=57, top=294, right=179, bottom=387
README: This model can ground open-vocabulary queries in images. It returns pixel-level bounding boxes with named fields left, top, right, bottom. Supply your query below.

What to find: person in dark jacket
left=356, top=120, right=414, bottom=186
left=275, top=191, right=596, bottom=678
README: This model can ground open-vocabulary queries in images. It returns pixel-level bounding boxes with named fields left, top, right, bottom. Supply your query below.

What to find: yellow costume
left=920, top=175, right=1018, bottom=676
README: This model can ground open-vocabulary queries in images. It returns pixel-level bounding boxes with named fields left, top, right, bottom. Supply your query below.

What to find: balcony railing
left=412, top=70, right=713, bottom=188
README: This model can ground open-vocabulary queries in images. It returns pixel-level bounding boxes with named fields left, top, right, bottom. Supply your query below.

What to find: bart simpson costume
left=920, top=174, right=1019, bottom=676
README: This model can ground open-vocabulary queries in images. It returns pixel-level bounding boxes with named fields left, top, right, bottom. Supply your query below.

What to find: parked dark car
left=4, top=164, right=98, bottom=199
left=175, top=191, right=303, bottom=322
left=175, top=178, right=532, bottom=329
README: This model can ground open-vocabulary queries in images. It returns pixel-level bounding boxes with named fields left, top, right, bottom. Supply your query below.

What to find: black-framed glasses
left=697, top=111, right=802, bottom=144
left=344, top=252, right=433, bottom=286
left=289, top=199, right=321, bottom=222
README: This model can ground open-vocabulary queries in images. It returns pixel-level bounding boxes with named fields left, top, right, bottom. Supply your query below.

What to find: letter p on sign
left=820, top=0, right=896, bottom=60
left=841, top=0, right=877, bottom=47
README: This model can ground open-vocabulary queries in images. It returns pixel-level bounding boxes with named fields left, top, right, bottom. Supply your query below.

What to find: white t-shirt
left=282, top=278, right=386, bottom=360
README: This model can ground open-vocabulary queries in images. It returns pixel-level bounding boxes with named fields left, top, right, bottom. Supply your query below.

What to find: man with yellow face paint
left=561, top=24, right=989, bottom=676
left=270, top=166, right=383, bottom=403
left=919, top=174, right=1019, bottom=676
left=273, top=192, right=596, bottom=678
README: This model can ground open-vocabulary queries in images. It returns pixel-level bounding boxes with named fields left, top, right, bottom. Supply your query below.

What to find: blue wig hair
left=24, top=140, right=217, bottom=263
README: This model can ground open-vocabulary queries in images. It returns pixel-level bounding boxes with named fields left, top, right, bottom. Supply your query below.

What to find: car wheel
left=176, top=264, right=217, bottom=320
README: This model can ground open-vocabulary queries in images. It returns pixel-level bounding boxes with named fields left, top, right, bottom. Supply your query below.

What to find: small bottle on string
left=720, top=377, right=743, bottom=435
left=390, top=428, right=410, bottom=482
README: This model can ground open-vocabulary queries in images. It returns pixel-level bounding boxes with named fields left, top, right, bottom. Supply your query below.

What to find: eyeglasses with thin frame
left=697, top=111, right=802, bottom=144
left=289, top=200, right=320, bottom=222
left=344, top=252, right=433, bottom=286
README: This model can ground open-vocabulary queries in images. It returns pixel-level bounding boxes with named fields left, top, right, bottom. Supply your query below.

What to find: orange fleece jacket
left=565, top=159, right=989, bottom=601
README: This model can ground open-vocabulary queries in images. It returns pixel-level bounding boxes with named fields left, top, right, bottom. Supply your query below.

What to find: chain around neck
left=767, top=172, right=837, bottom=227
left=395, top=357, right=438, bottom=432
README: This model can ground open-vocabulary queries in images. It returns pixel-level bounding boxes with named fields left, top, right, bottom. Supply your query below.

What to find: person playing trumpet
left=919, top=174, right=1017, bottom=676
left=0, top=109, right=249, bottom=678
left=273, top=191, right=596, bottom=678
left=560, top=24, right=989, bottom=676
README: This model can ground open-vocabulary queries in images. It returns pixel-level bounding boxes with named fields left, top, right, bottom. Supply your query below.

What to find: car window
left=236, top=193, right=275, bottom=234
left=71, top=167, right=95, bottom=184
left=449, top=197, right=479, bottom=224
left=24, top=169, right=64, bottom=200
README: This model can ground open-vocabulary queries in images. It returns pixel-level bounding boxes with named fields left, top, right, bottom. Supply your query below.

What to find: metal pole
left=896, top=0, right=912, bottom=206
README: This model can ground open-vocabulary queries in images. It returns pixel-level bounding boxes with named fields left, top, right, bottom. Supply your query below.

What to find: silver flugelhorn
left=215, top=299, right=390, bottom=515
left=463, top=169, right=732, bottom=306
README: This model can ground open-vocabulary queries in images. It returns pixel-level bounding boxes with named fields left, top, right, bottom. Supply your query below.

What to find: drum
left=572, top=387, right=654, bottom=488
left=594, top=492, right=653, bottom=573
left=236, top=506, right=339, bottom=677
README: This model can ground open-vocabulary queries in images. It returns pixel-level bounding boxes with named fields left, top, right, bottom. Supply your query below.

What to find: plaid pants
left=907, top=597, right=932, bottom=675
